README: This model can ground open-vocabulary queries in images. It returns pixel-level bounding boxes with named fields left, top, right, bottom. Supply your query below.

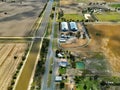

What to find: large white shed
left=69, top=22, right=78, bottom=31
left=61, top=22, right=69, bottom=31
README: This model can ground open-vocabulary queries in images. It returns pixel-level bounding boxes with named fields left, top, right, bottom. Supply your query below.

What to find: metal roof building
left=69, top=22, right=78, bottom=31
left=61, top=22, right=69, bottom=31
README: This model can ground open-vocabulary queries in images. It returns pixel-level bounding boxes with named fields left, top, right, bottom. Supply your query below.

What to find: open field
left=0, top=0, right=47, bottom=36
left=95, top=12, right=120, bottom=22
left=60, top=0, right=120, bottom=4
left=104, top=0, right=120, bottom=2
left=59, top=14, right=84, bottom=22
left=109, top=4, right=120, bottom=8
left=86, top=24, right=120, bottom=75
left=0, top=43, right=27, bottom=90
left=60, top=0, right=85, bottom=14
left=76, top=0, right=120, bottom=2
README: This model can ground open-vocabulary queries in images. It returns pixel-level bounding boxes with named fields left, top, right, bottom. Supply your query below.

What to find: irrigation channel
left=14, top=0, right=53, bottom=90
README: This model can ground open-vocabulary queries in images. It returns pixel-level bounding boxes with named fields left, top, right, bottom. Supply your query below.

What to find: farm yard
left=0, top=0, right=47, bottom=36
left=61, top=23, right=120, bottom=76
left=0, top=43, right=27, bottom=90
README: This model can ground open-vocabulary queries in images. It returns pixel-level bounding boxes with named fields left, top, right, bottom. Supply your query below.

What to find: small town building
left=55, top=76, right=62, bottom=82
left=59, top=61, right=68, bottom=67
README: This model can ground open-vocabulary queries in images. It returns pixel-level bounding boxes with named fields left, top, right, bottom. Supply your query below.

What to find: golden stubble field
left=60, top=0, right=120, bottom=5
left=0, top=43, right=27, bottom=90
left=86, top=24, right=120, bottom=76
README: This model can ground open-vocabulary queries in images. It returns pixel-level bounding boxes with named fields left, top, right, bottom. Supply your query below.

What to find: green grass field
left=95, top=12, right=120, bottom=22
left=109, top=4, right=120, bottom=8
left=75, top=77, right=100, bottom=90
left=59, top=14, right=84, bottom=22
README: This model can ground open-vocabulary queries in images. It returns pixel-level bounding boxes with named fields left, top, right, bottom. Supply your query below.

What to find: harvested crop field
left=60, top=0, right=75, bottom=5
left=86, top=24, right=120, bottom=76
left=60, top=0, right=120, bottom=5
left=103, top=0, right=119, bottom=2
left=0, top=43, right=27, bottom=90
left=0, top=0, right=47, bottom=36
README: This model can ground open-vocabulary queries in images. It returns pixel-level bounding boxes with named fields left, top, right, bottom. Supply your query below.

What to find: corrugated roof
left=69, top=22, right=78, bottom=30
left=61, top=22, right=69, bottom=30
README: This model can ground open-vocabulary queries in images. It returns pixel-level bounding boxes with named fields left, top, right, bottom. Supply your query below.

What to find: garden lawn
left=59, top=67, right=66, bottom=74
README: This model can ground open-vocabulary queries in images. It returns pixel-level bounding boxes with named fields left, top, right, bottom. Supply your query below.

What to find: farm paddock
left=0, top=43, right=28, bottom=90
left=86, top=24, right=120, bottom=76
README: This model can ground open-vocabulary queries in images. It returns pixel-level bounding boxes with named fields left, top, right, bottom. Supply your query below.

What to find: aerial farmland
left=0, top=43, right=28, bottom=90
left=0, top=0, right=120, bottom=90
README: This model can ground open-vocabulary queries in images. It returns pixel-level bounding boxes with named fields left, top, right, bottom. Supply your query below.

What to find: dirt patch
left=61, top=38, right=87, bottom=48
left=0, top=43, right=27, bottom=90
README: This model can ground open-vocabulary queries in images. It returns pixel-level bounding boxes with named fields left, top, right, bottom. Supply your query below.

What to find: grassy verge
left=45, top=18, right=52, bottom=37
left=47, top=57, right=53, bottom=87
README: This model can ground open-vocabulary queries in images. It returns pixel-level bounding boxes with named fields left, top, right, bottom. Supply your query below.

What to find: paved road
left=14, top=0, right=53, bottom=90
left=36, top=0, right=53, bottom=37
left=49, top=7, right=58, bottom=90
left=41, top=1, right=55, bottom=90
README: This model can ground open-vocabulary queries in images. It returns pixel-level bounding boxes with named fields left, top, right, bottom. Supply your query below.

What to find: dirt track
left=0, top=43, right=27, bottom=90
